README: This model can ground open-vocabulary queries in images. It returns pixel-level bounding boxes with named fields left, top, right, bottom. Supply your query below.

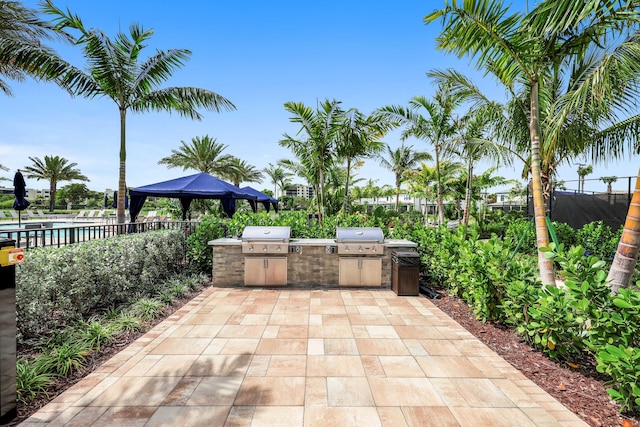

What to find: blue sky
left=2, top=0, right=638, bottom=194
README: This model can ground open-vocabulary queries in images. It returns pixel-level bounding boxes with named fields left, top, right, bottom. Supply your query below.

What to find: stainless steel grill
left=241, top=226, right=290, bottom=254
left=336, top=227, right=384, bottom=255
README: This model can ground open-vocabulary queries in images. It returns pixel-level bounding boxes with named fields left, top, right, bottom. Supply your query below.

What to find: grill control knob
left=277, top=246, right=281, bottom=252
left=262, top=246, right=268, bottom=252
left=345, top=246, right=349, bottom=252
left=249, top=246, right=254, bottom=252
left=358, top=246, right=363, bottom=253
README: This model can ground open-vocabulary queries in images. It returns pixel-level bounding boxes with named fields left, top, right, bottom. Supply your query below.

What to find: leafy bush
left=575, top=221, right=621, bottom=261
left=16, top=230, right=186, bottom=339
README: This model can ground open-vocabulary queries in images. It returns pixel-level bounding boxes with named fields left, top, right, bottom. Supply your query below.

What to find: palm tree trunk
left=607, top=169, right=640, bottom=293
left=343, top=158, right=352, bottom=213
left=318, top=167, right=325, bottom=223
left=435, top=147, right=445, bottom=225
left=463, top=161, right=473, bottom=227
left=117, top=108, right=127, bottom=226
left=530, top=80, right=556, bottom=286
left=395, top=178, right=401, bottom=212
left=49, top=181, right=56, bottom=213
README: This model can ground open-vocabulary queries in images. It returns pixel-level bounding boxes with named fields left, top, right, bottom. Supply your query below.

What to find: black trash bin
left=391, top=250, right=420, bottom=296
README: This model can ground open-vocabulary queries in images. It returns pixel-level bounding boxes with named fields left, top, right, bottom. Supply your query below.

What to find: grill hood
left=241, top=226, right=291, bottom=243
left=335, top=227, right=384, bottom=243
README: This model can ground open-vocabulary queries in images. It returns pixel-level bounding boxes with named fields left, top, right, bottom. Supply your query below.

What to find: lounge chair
left=85, top=210, right=97, bottom=220
left=0, top=211, right=6, bottom=220
left=9, top=210, right=18, bottom=219
left=36, top=209, right=49, bottom=218
left=74, top=210, right=87, bottom=220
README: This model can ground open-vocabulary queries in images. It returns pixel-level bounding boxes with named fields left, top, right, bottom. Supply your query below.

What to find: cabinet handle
left=264, top=259, right=268, bottom=268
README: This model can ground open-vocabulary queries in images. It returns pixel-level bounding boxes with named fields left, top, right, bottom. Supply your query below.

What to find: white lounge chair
left=0, top=211, right=6, bottom=219
left=74, top=210, right=87, bottom=220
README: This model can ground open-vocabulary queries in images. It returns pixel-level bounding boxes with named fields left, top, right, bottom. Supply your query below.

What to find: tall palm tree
left=577, top=165, right=593, bottom=193
left=377, top=143, right=432, bottom=211
left=0, top=0, right=77, bottom=96
left=158, top=135, right=234, bottom=176
left=447, top=110, right=513, bottom=226
left=336, top=110, right=386, bottom=213
left=223, top=157, right=264, bottom=187
left=44, top=2, right=236, bottom=224
left=263, top=163, right=293, bottom=199
left=425, top=0, right=640, bottom=286
left=377, top=87, right=463, bottom=224
left=280, top=99, right=344, bottom=221
left=23, top=155, right=88, bottom=212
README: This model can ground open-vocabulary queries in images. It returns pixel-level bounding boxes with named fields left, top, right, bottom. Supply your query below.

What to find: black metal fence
left=0, top=220, right=200, bottom=250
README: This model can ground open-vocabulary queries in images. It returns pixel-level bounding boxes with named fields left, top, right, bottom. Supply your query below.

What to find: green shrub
left=129, top=298, right=165, bottom=321
left=16, top=359, right=53, bottom=404
left=77, top=319, right=115, bottom=351
left=596, top=344, right=640, bottom=412
left=38, top=342, right=91, bottom=377
left=16, top=230, right=186, bottom=339
left=575, top=221, right=621, bottom=261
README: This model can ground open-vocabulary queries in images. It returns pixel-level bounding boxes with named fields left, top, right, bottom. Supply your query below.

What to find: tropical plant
left=577, top=164, right=593, bottom=193
left=377, top=86, right=465, bottom=223
left=56, top=182, right=91, bottom=206
left=377, top=143, right=431, bottom=212
left=336, top=109, right=386, bottom=213
left=0, top=0, right=78, bottom=96
left=263, top=162, right=293, bottom=199
left=158, top=135, right=235, bottom=176
left=44, top=2, right=236, bottom=224
left=222, top=157, right=264, bottom=187
left=601, top=176, right=618, bottom=194
left=23, top=155, right=88, bottom=212
left=280, top=99, right=344, bottom=222
left=425, top=0, right=640, bottom=286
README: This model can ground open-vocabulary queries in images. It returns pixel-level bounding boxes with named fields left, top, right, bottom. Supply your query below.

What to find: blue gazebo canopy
left=129, top=172, right=257, bottom=221
left=240, top=186, right=279, bottom=213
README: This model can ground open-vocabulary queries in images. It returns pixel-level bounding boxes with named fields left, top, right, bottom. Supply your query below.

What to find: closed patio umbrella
left=13, top=170, right=30, bottom=227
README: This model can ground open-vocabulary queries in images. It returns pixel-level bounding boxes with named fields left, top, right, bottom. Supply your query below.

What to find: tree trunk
left=117, top=108, right=127, bottom=226
left=463, top=161, right=473, bottom=227
left=395, top=179, right=401, bottom=212
left=607, top=169, right=640, bottom=293
left=435, top=146, right=445, bottom=225
left=49, top=181, right=56, bottom=213
left=343, top=158, right=352, bottom=213
left=529, top=80, right=556, bottom=286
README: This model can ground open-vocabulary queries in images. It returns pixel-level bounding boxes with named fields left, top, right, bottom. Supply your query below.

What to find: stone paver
left=19, top=287, right=587, bottom=426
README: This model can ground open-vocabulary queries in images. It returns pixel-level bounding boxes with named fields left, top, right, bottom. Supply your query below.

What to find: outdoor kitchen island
left=208, top=226, right=417, bottom=288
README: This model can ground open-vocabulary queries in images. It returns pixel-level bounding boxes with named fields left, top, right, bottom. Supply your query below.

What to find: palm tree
left=377, top=87, right=464, bottom=224
left=263, top=163, right=293, bottom=199
left=425, top=1, right=640, bottom=286
left=377, top=143, right=432, bottom=212
left=44, top=3, right=236, bottom=224
left=447, top=110, right=513, bottom=226
left=280, top=99, right=344, bottom=222
left=0, top=0, right=78, bottom=96
left=223, top=157, right=264, bottom=187
left=158, top=136, right=234, bottom=176
left=23, top=155, right=88, bottom=212
left=600, top=176, right=617, bottom=194
left=336, top=110, right=386, bottom=213
left=577, top=165, right=593, bottom=193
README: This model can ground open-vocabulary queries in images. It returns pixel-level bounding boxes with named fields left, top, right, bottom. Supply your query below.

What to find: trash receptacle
left=391, top=250, right=420, bottom=296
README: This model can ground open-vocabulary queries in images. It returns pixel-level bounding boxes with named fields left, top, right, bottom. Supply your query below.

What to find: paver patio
left=20, top=287, right=587, bottom=426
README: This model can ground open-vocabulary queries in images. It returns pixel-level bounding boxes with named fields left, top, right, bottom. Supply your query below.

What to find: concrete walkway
left=20, top=287, right=587, bottom=426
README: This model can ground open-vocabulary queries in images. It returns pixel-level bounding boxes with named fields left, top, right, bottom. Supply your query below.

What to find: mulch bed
left=429, top=291, right=640, bottom=427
